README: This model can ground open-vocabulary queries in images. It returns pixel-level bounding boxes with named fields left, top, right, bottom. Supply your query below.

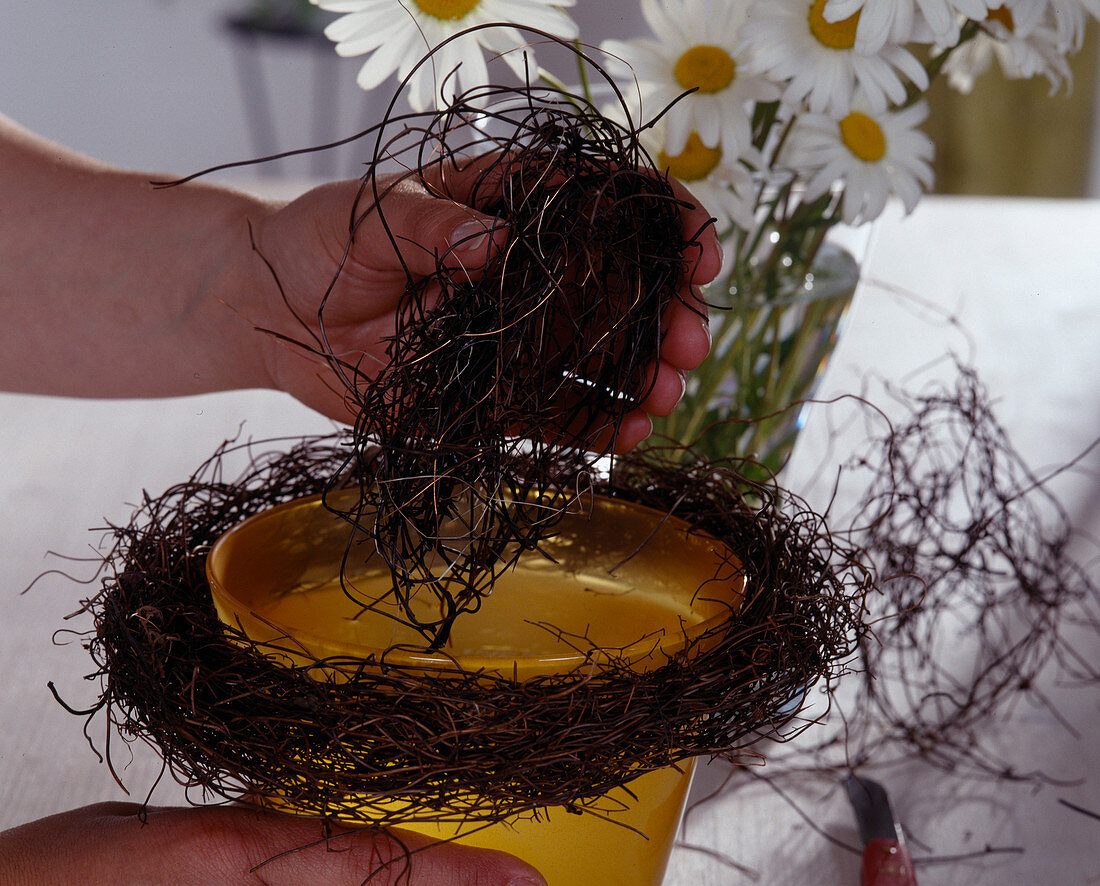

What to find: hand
left=0, top=803, right=546, bottom=885
left=242, top=167, right=721, bottom=452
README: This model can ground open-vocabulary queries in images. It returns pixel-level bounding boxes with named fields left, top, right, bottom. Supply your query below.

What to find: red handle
left=861, top=838, right=917, bottom=886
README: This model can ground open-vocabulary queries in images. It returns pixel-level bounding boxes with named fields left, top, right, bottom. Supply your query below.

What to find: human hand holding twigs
left=243, top=161, right=720, bottom=452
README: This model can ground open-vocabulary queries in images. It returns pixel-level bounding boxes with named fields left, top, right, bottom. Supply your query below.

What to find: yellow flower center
left=659, top=132, right=723, bottom=182
left=808, top=0, right=860, bottom=50
left=413, top=0, right=480, bottom=21
left=674, top=45, right=737, bottom=94
left=986, top=5, right=1015, bottom=32
left=839, top=112, right=886, bottom=162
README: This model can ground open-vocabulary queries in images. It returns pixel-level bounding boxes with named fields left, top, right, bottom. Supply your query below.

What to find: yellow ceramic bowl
left=206, top=488, right=745, bottom=886
left=208, top=488, right=744, bottom=678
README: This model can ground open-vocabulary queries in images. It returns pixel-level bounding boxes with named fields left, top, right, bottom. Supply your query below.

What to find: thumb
left=358, top=176, right=504, bottom=280
left=219, top=811, right=547, bottom=886
left=149, top=805, right=548, bottom=886
left=4, top=802, right=547, bottom=886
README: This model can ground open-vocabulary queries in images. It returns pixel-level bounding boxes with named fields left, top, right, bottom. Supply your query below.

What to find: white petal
left=316, top=0, right=382, bottom=10
left=855, top=7, right=898, bottom=52
left=333, top=16, right=411, bottom=57
left=664, top=111, right=692, bottom=155
left=695, top=104, right=723, bottom=146
left=325, top=11, right=375, bottom=43
left=459, top=42, right=491, bottom=96
left=823, top=0, right=864, bottom=18
left=353, top=30, right=415, bottom=88
left=916, top=0, right=956, bottom=39
left=888, top=45, right=931, bottom=91
left=494, top=0, right=578, bottom=39
left=890, top=168, right=923, bottom=212
left=479, top=27, right=533, bottom=76
left=406, top=68, right=437, bottom=112
left=642, top=0, right=680, bottom=39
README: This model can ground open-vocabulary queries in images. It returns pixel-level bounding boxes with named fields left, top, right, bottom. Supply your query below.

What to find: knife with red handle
left=844, top=775, right=918, bottom=886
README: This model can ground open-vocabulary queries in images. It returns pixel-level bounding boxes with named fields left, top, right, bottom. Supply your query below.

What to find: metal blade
left=845, top=774, right=901, bottom=845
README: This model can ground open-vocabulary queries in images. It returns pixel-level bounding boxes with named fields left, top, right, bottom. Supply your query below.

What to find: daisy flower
left=784, top=99, right=934, bottom=224
left=820, top=0, right=993, bottom=51
left=742, top=0, right=930, bottom=116
left=645, top=127, right=759, bottom=234
left=600, top=0, right=780, bottom=159
left=941, top=3, right=1073, bottom=93
left=312, top=0, right=578, bottom=111
left=1003, top=0, right=1094, bottom=49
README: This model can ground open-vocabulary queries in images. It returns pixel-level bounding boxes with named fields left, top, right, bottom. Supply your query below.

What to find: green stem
left=537, top=68, right=588, bottom=114
left=662, top=192, right=846, bottom=461
left=741, top=283, right=842, bottom=461
left=573, top=38, right=594, bottom=105
left=905, top=19, right=981, bottom=105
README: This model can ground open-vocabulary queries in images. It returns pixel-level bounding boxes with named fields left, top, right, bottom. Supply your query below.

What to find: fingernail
left=450, top=217, right=495, bottom=253
left=677, top=369, right=688, bottom=401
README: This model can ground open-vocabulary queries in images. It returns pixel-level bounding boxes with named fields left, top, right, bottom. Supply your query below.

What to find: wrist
left=197, top=189, right=287, bottom=395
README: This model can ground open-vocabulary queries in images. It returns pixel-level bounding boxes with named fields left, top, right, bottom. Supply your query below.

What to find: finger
left=12, top=802, right=547, bottom=886
left=209, top=812, right=547, bottom=886
left=153, top=805, right=549, bottom=886
left=661, top=288, right=711, bottom=371
left=639, top=360, right=687, bottom=418
left=611, top=410, right=653, bottom=453
left=355, top=175, right=506, bottom=280
left=666, top=177, right=723, bottom=285
left=532, top=397, right=652, bottom=456
left=423, top=156, right=723, bottom=287
left=418, top=151, right=504, bottom=206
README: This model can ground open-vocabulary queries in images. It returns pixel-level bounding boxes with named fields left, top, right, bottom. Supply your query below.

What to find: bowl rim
left=206, top=489, right=745, bottom=676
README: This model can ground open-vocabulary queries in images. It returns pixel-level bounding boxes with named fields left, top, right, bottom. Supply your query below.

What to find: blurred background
left=2, top=1, right=1098, bottom=195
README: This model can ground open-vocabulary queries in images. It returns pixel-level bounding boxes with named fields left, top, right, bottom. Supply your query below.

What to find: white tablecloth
left=1, top=191, right=1097, bottom=884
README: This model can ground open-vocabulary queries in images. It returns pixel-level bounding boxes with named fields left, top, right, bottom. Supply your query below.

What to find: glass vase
left=652, top=242, right=860, bottom=478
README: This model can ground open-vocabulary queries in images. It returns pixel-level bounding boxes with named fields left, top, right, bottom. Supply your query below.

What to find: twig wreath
left=57, top=33, right=874, bottom=827
left=61, top=30, right=1098, bottom=852
left=75, top=436, right=869, bottom=825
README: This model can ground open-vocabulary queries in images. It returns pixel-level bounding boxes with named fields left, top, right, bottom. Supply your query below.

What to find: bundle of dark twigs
left=71, top=436, right=869, bottom=825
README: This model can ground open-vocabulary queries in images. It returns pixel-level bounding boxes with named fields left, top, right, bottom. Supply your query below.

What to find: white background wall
left=0, top=2, right=642, bottom=183
left=3, top=2, right=1100, bottom=193
left=1, top=1, right=381, bottom=180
